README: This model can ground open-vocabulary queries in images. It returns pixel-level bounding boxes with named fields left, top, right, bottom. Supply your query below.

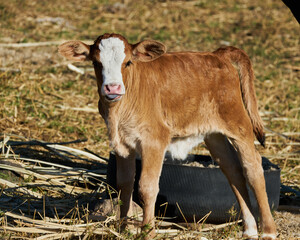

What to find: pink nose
left=104, top=84, right=122, bottom=95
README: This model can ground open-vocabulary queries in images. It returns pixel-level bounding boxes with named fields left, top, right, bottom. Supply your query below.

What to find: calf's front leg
left=138, top=144, right=166, bottom=238
left=116, top=152, right=136, bottom=221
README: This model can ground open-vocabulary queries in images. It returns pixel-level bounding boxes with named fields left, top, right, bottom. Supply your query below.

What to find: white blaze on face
left=99, top=37, right=126, bottom=96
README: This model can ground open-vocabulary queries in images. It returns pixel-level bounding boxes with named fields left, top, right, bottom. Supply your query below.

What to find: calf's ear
left=58, top=41, right=90, bottom=61
left=132, top=40, right=166, bottom=62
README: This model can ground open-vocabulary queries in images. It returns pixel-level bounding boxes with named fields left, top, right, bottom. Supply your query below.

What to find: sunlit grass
left=0, top=0, right=299, bottom=239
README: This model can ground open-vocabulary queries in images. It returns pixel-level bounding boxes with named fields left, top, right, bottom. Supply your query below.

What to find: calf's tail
left=214, top=46, right=265, bottom=146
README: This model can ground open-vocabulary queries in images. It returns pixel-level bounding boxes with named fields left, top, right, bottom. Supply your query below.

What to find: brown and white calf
left=59, top=33, right=276, bottom=239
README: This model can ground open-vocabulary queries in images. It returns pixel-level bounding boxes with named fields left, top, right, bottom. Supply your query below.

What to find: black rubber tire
left=107, top=153, right=280, bottom=223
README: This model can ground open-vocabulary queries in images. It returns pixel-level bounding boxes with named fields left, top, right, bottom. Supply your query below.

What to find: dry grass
left=0, top=135, right=219, bottom=239
left=0, top=0, right=299, bottom=239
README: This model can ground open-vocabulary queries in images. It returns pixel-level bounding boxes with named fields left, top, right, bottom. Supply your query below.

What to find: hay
left=0, top=135, right=113, bottom=238
left=0, top=136, right=214, bottom=239
left=0, top=0, right=299, bottom=238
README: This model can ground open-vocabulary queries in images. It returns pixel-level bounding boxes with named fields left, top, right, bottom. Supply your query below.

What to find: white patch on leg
left=261, top=233, right=276, bottom=239
left=243, top=228, right=258, bottom=239
left=243, top=212, right=258, bottom=239
left=99, top=37, right=126, bottom=95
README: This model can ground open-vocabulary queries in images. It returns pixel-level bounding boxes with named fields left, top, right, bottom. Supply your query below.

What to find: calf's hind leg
left=231, top=136, right=276, bottom=240
left=205, top=133, right=259, bottom=239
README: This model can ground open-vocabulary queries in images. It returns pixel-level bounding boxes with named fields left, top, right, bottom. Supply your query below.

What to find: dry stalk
left=201, top=219, right=242, bottom=232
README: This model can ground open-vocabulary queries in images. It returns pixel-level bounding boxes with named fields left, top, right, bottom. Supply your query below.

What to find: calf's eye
left=125, top=61, right=132, bottom=68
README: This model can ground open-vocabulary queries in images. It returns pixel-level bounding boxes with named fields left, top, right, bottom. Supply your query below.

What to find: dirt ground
left=274, top=211, right=300, bottom=239
left=0, top=0, right=299, bottom=239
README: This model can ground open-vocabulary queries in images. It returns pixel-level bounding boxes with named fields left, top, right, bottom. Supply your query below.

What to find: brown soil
left=274, top=211, right=300, bottom=239
left=0, top=0, right=299, bottom=239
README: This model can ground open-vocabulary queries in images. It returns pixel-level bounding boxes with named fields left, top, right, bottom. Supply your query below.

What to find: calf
left=59, top=33, right=276, bottom=239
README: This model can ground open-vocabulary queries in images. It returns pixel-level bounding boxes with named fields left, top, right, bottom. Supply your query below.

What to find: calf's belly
left=167, top=135, right=204, bottom=160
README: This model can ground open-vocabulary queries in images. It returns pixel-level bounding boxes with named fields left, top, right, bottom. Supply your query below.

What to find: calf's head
left=59, top=33, right=166, bottom=102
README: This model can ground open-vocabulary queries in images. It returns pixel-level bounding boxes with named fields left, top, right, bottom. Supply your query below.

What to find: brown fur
left=213, top=46, right=265, bottom=146
left=59, top=33, right=276, bottom=239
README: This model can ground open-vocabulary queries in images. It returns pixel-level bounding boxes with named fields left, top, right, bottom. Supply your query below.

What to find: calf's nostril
left=104, top=84, right=122, bottom=94
left=105, top=85, right=110, bottom=93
